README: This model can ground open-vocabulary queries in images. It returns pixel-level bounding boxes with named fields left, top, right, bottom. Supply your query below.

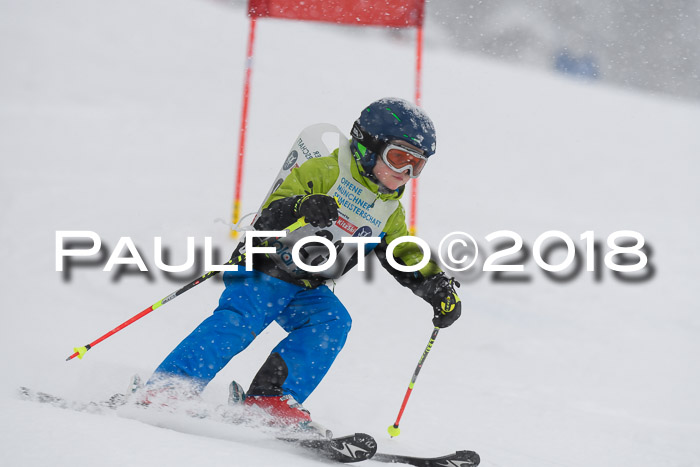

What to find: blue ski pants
left=150, top=269, right=352, bottom=403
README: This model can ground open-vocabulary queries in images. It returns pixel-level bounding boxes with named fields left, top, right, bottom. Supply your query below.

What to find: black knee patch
left=248, top=352, right=288, bottom=396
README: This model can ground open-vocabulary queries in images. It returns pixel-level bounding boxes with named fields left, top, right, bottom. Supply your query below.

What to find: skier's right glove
left=293, top=194, right=340, bottom=228
left=424, top=274, right=462, bottom=328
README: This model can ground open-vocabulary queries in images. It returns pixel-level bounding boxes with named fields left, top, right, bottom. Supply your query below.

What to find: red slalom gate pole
left=415, top=22, right=424, bottom=107
left=231, top=15, right=258, bottom=238
left=409, top=21, right=424, bottom=236
left=387, top=326, right=439, bottom=437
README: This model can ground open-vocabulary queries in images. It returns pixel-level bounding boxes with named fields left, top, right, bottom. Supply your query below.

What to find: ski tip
left=291, top=432, right=377, bottom=463
left=373, top=449, right=481, bottom=466
left=455, top=450, right=481, bottom=466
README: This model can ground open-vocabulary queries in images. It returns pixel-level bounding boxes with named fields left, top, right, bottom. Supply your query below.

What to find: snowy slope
left=1, top=0, right=699, bottom=466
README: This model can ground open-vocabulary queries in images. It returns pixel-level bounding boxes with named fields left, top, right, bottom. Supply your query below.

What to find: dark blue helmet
left=350, top=97, right=436, bottom=176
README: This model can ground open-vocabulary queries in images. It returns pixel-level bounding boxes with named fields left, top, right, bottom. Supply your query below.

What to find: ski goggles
left=380, top=143, right=428, bottom=178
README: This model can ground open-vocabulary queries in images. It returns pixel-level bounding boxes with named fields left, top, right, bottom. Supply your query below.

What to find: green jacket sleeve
left=264, top=156, right=340, bottom=208
left=381, top=204, right=442, bottom=278
left=375, top=203, right=445, bottom=303
left=255, top=156, right=340, bottom=230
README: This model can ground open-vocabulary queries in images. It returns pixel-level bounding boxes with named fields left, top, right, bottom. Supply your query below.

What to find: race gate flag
left=231, top=0, right=427, bottom=237
left=247, top=0, right=425, bottom=27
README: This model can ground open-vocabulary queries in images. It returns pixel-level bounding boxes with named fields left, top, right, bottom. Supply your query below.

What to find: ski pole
left=65, top=252, right=246, bottom=361
left=66, top=218, right=308, bottom=361
left=387, top=326, right=440, bottom=437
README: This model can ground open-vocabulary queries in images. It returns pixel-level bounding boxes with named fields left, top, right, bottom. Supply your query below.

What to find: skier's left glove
left=425, top=274, right=462, bottom=328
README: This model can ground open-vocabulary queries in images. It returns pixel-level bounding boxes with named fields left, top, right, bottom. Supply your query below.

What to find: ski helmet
left=350, top=97, right=436, bottom=176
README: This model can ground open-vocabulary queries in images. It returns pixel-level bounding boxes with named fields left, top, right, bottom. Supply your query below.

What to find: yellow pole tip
left=387, top=425, right=401, bottom=437
left=73, top=346, right=88, bottom=360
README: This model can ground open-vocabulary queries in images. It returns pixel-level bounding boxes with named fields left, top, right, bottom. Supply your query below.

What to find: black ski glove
left=424, top=274, right=462, bottom=328
left=293, top=194, right=339, bottom=228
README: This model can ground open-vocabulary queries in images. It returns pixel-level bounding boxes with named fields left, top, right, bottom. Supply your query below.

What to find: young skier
left=145, top=97, right=462, bottom=428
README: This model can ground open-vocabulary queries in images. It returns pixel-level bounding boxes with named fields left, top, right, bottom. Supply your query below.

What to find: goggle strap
left=351, top=121, right=383, bottom=153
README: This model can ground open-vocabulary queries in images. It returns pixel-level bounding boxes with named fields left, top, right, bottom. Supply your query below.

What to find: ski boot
left=228, top=380, right=332, bottom=438
left=106, top=374, right=143, bottom=408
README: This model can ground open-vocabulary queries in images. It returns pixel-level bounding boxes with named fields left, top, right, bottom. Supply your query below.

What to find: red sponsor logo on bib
left=336, top=217, right=358, bottom=235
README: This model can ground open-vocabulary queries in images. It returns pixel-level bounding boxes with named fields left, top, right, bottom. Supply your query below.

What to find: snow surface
left=1, top=0, right=699, bottom=466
